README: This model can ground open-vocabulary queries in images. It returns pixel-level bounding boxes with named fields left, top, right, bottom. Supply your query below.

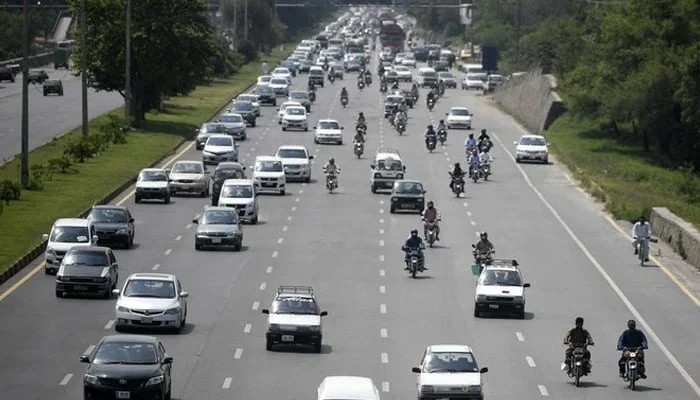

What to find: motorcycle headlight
left=145, top=375, right=164, bottom=386
left=84, top=374, right=100, bottom=385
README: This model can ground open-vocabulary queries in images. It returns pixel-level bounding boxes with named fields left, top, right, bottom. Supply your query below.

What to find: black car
left=0, top=67, right=15, bottom=83
left=211, top=162, right=246, bottom=205
left=43, top=79, right=64, bottom=96
left=280, top=61, right=297, bottom=77
left=389, top=180, right=426, bottom=214
left=412, top=47, right=429, bottom=62
left=230, top=101, right=257, bottom=126
left=27, top=70, right=49, bottom=84
left=254, top=85, right=277, bottom=106
left=87, top=205, right=135, bottom=248
left=55, top=246, right=119, bottom=298
left=81, top=335, right=173, bottom=400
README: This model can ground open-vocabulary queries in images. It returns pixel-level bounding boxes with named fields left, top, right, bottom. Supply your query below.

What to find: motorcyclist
left=421, top=201, right=441, bottom=241
left=380, top=79, right=388, bottom=92
left=617, top=319, right=648, bottom=379
left=401, top=229, right=426, bottom=270
left=357, top=112, right=366, bottom=127
left=449, top=162, right=465, bottom=191
left=340, top=87, right=348, bottom=100
left=323, top=57, right=329, bottom=70
left=474, top=232, right=495, bottom=264
left=378, top=64, right=385, bottom=76
left=426, top=90, right=435, bottom=107
left=353, top=130, right=365, bottom=144
left=478, top=128, right=490, bottom=141
left=438, top=80, right=446, bottom=94
left=308, top=81, right=316, bottom=93
left=424, top=125, right=437, bottom=148
left=561, top=317, right=594, bottom=373
left=632, top=216, right=652, bottom=261
left=411, top=82, right=419, bottom=100
left=468, top=149, right=480, bottom=177
left=323, top=157, right=339, bottom=176
left=478, top=148, right=493, bottom=174
left=395, top=110, right=407, bottom=128
left=464, top=133, right=477, bottom=153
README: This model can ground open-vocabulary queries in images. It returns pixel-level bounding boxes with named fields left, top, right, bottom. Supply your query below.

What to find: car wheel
left=43, top=91, right=47, bottom=96
left=266, top=339, right=273, bottom=351
left=164, top=196, right=171, bottom=204
left=128, top=235, right=134, bottom=249
left=103, top=287, right=112, bottom=299
left=59, top=90, right=63, bottom=96
left=305, top=176, right=311, bottom=183
left=251, top=215, right=258, bottom=224
left=134, top=196, right=141, bottom=203
left=473, top=308, right=480, bottom=318
left=390, top=206, right=396, bottom=213
left=313, top=342, right=322, bottom=353
left=165, top=382, right=172, bottom=400
left=252, top=121, right=256, bottom=127
left=55, top=290, right=62, bottom=298
left=544, top=157, right=549, bottom=164
left=202, top=187, right=209, bottom=198
left=371, top=184, right=376, bottom=193
left=304, top=127, right=308, bottom=132
left=282, top=127, right=286, bottom=131
left=280, top=190, right=286, bottom=196
left=234, top=242, right=242, bottom=251
left=518, top=311, right=526, bottom=319
left=195, top=243, right=201, bottom=251
left=515, top=157, right=521, bottom=163
left=314, top=138, right=319, bottom=144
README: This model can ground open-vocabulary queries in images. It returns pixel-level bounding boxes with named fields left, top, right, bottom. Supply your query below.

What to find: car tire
left=164, top=196, right=171, bottom=204
left=103, top=287, right=112, bottom=299
left=544, top=157, right=549, bottom=164
left=473, top=308, right=480, bottom=318
left=266, top=339, right=273, bottom=351
left=128, top=235, right=134, bottom=249
left=59, top=90, right=63, bottom=96
left=134, top=196, right=141, bottom=203
left=55, top=290, right=62, bottom=298
left=305, top=176, right=311, bottom=183
left=518, top=311, right=526, bottom=319
left=304, top=127, right=308, bottom=132
left=115, top=323, right=125, bottom=332
left=251, top=121, right=256, bottom=127
left=314, top=342, right=322, bottom=353
left=390, top=205, right=396, bottom=213
left=314, top=138, right=319, bottom=144
left=251, top=216, right=258, bottom=224
left=234, top=242, right=242, bottom=251
left=280, top=190, right=286, bottom=196
left=195, top=243, right=201, bottom=251
left=515, top=157, right=521, bottom=163
left=43, top=91, right=47, bottom=96
left=282, top=127, right=286, bottom=131
left=371, top=184, right=376, bottom=194
left=165, top=382, right=172, bottom=400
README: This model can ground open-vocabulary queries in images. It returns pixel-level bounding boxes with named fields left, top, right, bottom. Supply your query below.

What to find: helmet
left=427, top=201, right=434, bottom=208
left=410, top=229, right=419, bottom=236
left=575, top=317, right=584, bottom=325
left=481, top=129, right=487, bottom=134
left=439, top=119, right=444, bottom=123
left=480, top=232, right=488, bottom=239
left=454, top=162, right=460, bottom=167
left=469, top=133, right=474, bottom=138
left=329, top=158, right=335, bottom=164
left=427, top=125, right=433, bottom=129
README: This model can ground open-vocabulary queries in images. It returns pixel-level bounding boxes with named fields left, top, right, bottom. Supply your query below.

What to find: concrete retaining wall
left=650, top=207, right=700, bottom=270
left=0, top=52, right=54, bottom=71
left=493, top=68, right=566, bottom=134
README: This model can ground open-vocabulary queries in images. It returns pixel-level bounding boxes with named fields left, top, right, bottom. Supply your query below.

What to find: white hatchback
left=250, top=156, right=286, bottom=195
left=412, top=344, right=488, bottom=400
left=276, top=145, right=313, bottom=182
left=278, top=101, right=303, bottom=124
left=445, top=107, right=473, bottom=130
left=217, top=179, right=259, bottom=224
left=514, top=134, right=549, bottom=163
left=314, top=119, right=344, bottom=145
left=271, top=67, right=292, bottom=83
left=394, top=65, right=413, bottom=81
left=318, top=376, right=380, bottom=400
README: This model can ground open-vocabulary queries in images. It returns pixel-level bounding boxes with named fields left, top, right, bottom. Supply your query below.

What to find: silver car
left=167, top=160, right=210, bottom=197
left=217, top=113, right=247, bottom=140
left=192, top=207, right=243, bottom=251
left=236, top=94, right=261, bottom=116
left=288, top=90, right=311, bottom=112
left=195, top=122, right=226, bottom=150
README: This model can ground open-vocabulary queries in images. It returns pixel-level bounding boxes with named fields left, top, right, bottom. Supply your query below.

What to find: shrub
left=99, top=115, right=129, bottom=144
left=47, top=156, right=73, bottom=173
left=0, top=180, right=21, bottom=203
left=237, top=40, right=258, bottom=63
left=64, top=137, right=94, bottom=162
left=28, top=164, right=49, bottom=190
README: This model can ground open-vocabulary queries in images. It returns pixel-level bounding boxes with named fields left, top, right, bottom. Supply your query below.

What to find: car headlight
left=397, top=173, right=404, bottom=179
left=476, top=294, right=487, bottom=302
left=227, top=231, right=238, bottom=237
left=115, top=229, right=127, bottom=234
left=513, top=296, right=524, bottom=303
left=308, top=325, right=321, bottom=333
left=268, top=323, right=281, bottom=332
left=467, top=385, right=482, bottom=393
left=420, top=385, right=435, bottom=393
left=145, top=375, right=164, bottom=386
left=373, top=173, right=381, bottom=179
left=84, top=374, right=100, bottom=385
left=117, top=306, right=129, bottom=312
left=246, top=202, right=255, bottom=209
left=165, top=307, right=181, bottom=315
left=56, top=274, right=67, bottom=282
left=46, top=248, right=56, bottom=259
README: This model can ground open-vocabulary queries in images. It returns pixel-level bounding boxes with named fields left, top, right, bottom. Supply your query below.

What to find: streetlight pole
left=80, top=0, right=88, bottom=138
left=20, top=0, right=29, bottom=188
left=125, top=0, right=132, bottom=119
left=243, top=0, right=248, bottom=42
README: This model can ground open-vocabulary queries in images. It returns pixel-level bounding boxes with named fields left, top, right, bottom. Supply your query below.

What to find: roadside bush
left=676, top=164, right=700, bottom=203
left=238, top=40, right=258, bottom=63
left=47, top=156, right=73, bottom=173
left=0, top=180, right=21, bottom=203
left=99, top=115, right=129, bottom=144
left=28, top=164, right=49, bottom=190
left=64, top=137, right=94, bottom=163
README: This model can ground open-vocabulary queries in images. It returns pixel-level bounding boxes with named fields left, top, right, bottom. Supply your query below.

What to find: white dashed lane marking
left=152, top=264, right=160, bottom=271
left=295, top=197, right=300, bottom=202
left=282, top=226, right=288, bottom=231
left=470, top=221, right=476, bottom=226
left=381, top=353, right=389, bottom=363
left=379, top=269, right=386, bottom=276
left=287, top=216, right=293, bottom=221
left=104, top=320, right=115, bottom=330
left=175, top=235, right=182, bottom=241
left=244, top=324, right=252, bottom=334
left=252, top=301, right=260, bottom=310
left=382, top=381, right=390, bottom=392
left=222, top=377, right=233, bottom=389
left=379, top=218, right=384, bottom=224
left=272, top=251, right=279, bottom=258
left=379, top=254, right=385, bottom=262
left=380, top=304, right=387, bottom=314
left=467, top=211, right=472, bottom=217
left=185, top=223, right=192, bottom=229
left=526, top=356, right=536, bottom=368
left=379, top=285, right=386, bottom=293
left=380, top=328, right=388, bottom=338
left=379, top=228, right=384, bottom=234
left=379, top=208, right=384, bottom=214
left=59, top=374, right=73, bottom=386
left=516, top=332, right=525, bottom=342
left=266, top=266, right=273, bottom=274
left=277, top=238, right=284, bottom=244
left=164, top=249, right=172, bottom=255
left=259, top=282, right=267, bottom=291
left=234, top=348, right=243, bottom=359
left=538, top=385, right=549, bottom=396
left=379, top=240, right=384, bottom=247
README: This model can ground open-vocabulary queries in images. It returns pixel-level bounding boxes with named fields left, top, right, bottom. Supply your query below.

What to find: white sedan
left=278, top=101, right=303, bottom=123
left=269, top=77, right=290, bottom=97
left=257, top=75, right=271, bottom=85
left=445, top=107, right=473, bottom=129
left=281, top=106, right=308, bottom=131
left=514, top=134, right=549, bottom=163
left=235, top=94, right=261, bottom=116
left=411, top=344, right=488, bottom=400
left=401, top=54, right=417, bottom=68
left=462, top=73, right=487, bottom=90
left=271, top=67, right=292, bottom=83
left=394, top=66, right=413, bottom=82
left=314, top=119, right=344, bottom=145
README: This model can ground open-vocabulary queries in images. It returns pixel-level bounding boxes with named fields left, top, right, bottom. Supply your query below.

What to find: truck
left=53, top=40, right=73, bottom=69
left=379, top=12, right=405, bottom=52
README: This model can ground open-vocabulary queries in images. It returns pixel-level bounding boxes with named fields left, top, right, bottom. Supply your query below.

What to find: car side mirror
left=112, top=263, right=118, bottom=269
left=179, top=291, right=189, bottom=298
left=163, top=356, right=173, bottom=364
left=423, top=190, right=426, bottom=194
left=92, top=235, right=99, bottom=243
left=313, top=126, right=317, bottom=129
left=262, top=309, right=270, bottom=314
left=80, top=355, right=90, bottom=363
left=112, top=289, right=121, bottom=296
left=42, top=233, right=49, bottom=240
left=129, top=218, right=135, bottom=223
left=411, top=367, right=421, bottom=373
left=309, top=155, right=314, bottom=159
left=370, top=164, right=375, bottom=169
left=320, top=311, right=328, bottom=316
left=523, top=283, right=531, bottom=288
left=403, top=166, right=406, bottom=171
left=341, top=127, right=345, bottom=130
left=480, top=367, right=489, bottom=373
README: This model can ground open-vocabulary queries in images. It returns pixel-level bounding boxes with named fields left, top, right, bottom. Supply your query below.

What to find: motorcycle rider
left=340, top=87, right=348, bottom=100
left=401, top=229, right=426, bottom=270
left=323, top=158, right=340, bottom=186
left=421, top=201, right=441, bottom=241
left=464, top=133, right=477, bottom=153
left=357, top=112, right=366, bottom=127
left=308, top=81, right=316, bottom=93
left=449, top=162, right=465, bottom=191
left=378, top=64, right=385, bottom=77
left=632, top=216, right=652, bottom=261
left=468, top=148, right=480, bottom=178
left=424, top=125, right=438, bottom=148
left=426, top=89, right=435, bottom=107
left=478, top=128, right=490, bottom=142
left=395, top=110, right=407, bottom=128
left=618, top=319, right=648, bottom=379
left=474, top=232, right=495, bottom=264
left=478, top=147, right=493, bottom=175
left=437, top=119, right=447, bottom=134
left=561, top=317, right=594, bottom=373
left=353, top=130, right=365, bottom=145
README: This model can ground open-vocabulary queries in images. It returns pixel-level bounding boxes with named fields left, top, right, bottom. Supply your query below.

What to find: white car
left=412, top=344, right=488, bottom=400
left=314, top=119, right=344, bottom=145
left=282, top=106, right=308, bottom=131
left=251, top=155, right=286, bottom=195
left=113, top=272, right=189, bottom=333
left=217, top=179, right=259, bottom=224
left=217, top=113, right=247, bottom=140
left=135, top=168, right=171, bottom=204
left=262, top=285, right=328, bottom=352
left=394, top=65, right=413, bottom=82
left=474, top=260, right=531, bottom=318
left=276, top=145, right=313, bottom=183
left=438, top=71, right=458, bottom=88
left=393, top=52, right=407, bottom=65
left=445, top=107, right=473, bottom=129
left=202, top=134, right=238, bottom=165
left=278, top=101, right=303, bottom=124
left=462, top=73, right=487, bottom=90
left=317, top=376, right=380, bottom=400
left=269, top=77, right=290, bottom=97
left=42, top=218, right=98, bottom=274
left=257, top=75, right=272, bottom=85
left=401, top=53, right=417, bottom=68
left=514, top=134, right=549, bottom=163
left=236, top=94, right=261, bottom=116
left=271, top=67, right=293, bottom=83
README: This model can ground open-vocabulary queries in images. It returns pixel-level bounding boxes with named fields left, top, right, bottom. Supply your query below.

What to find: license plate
left=401, top=204, right=414, bottom=208
left=489, top=304, right=500, bottom=309
left=262, top=183, right=275, bottom=187
left=140, top=316, right=153, bottom=323
left=116, top=391, right=130, bottom=399
left=211, top=238, right=222, bottom=244
left=73, top=285, right=88, bottom=291
left=281, top=335, right=294, bottom=342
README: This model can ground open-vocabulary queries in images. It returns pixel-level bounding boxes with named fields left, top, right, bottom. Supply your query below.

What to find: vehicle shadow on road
left=567, top=381, right=607, bottom=388
left=268, top=344, right=333, bottom=354
left=157, top=323, right=195, bottom=335
left=410, top=275, right=434, bottom=280
left=630, top=384, right=663, bottom=392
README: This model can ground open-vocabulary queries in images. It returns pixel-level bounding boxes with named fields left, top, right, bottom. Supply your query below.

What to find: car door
left=126, top=210, right=135, bottom=238
left=177, top=279, right=187, bottom=313
left=107, top=250, right=118, bottom=284
left=158, top=341, right=172, bottom=383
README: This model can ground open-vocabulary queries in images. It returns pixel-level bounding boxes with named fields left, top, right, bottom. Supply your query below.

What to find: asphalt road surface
left=1, top=52, right=699, bottom=400
left=0, top=66, right=122, bottom=162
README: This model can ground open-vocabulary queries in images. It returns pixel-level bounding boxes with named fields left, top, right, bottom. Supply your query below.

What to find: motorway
left=1, top=50, right=700, bottom=400
left=0, top=66, right=122, bottom=162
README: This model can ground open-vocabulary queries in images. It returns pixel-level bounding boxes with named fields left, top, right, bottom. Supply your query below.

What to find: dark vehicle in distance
left=254, top=85, right=277, bottom=106
left=412, top=47, right=429, bottom=62
left=81, top=335, right=173, bottom=400
left=87, top=205, right=135, bottom=249
left=27, top=70, right=49, bottom=84
left=43, top=79, right=64, bottom=96
left=230, top=101, right=257, bottom=127
left=397, top=89, right=414, bottom=107
left=390, top=180, right=426, bottom=214
left=0, top=67, right=15, bottom=83
left=211, top=162, right=247, bottom=205
left=279, top=61, right=297, bottom=77
left=55, top=246, right=119, bottom=298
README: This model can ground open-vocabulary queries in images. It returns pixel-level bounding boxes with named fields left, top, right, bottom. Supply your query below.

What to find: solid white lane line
left=382, top=381, right=390, bottom=392
left=538, top=385, right=549, bottom=396
left=259, top=282, right=266, bottom=291
left=379, top=240, right=385, bottom=247
left=380, top=328, right=388, bottom=338
left=381, top=353, right=389, bottom=363
left=185, top=223, right=192, bottom=229
left=380, top=304, right=387, bottom=314
left=516, top=332, right=525, bottom=342
left=266, top=266, right=273, bottom=274
left=222, top=377, right=233, bottom=389
left=272, top=251, right=279, bottom=258
left=379, top=285, right=386, bottom=293
left=234, top=348, right=243, bottom=359
left=526, top=356, right=536, bottom=368
left=252, top=301, right=260, bottom=310
left=379, top=228, right=384, bottom=234
left=470, top=221, right=476, bottom=226
left=493, top=133, right=700, bottom=397
left=152, top=264, right=160, bottom=271
left=84, top=345, right=95, bottom=355
left=244, top=324, right=252, bottom=333
left=379, top=254, right=385, bottom=262
left=59, top=374, right=73, bottom=386
left=175, top=235, right=182, bottom=241
left=379, top=269, right=386, bottom=276
left=104, top=320, right=115, bottom=330
left=282, top=226, right=288, bottom=231
left=277, top=238, right=284, bottom=244
left=291, top=206, right=297, bottom=211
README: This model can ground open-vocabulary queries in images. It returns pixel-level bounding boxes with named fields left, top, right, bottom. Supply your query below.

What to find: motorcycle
left=391, top=81, right=399, bottom=89
left=340, top=96, right=348, bottom=108
left=567, top=344, right=593, bottom=387
left=424, top=220, right=440, bottom=247
left=325, top=171, right=340, bottom=193
left=427, top=98, right=435, bottom=111
left=426, top=137, right=437, bottom=152
left=480, top=162, right=491, bottom=181
left=354, top=142, right=364, bottom=158
left=380, top=82, right=388, bottom=93
left=437, top=129, right=447, bottom=144
left=471, top=245, right=493, bottom=274
left=470, top=164, right=482, bottom=182
left=357, top=80, right=365, bottom=91
left=404, top=247, right=425, bottom=278
left=622, top=347, right=644, bottom=390
left=365, top=74, right=372, bottom=85
left=328, top=73, right=335, bottom=84
left=438, top=84, right=445, bottom=97
left=396, top=121, right=406, bottom=135
left=449, top=173, right=465, bottom=197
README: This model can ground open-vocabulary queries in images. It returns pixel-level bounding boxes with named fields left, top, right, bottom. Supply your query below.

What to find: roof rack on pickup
left=277, top=285, right=314, bottom=295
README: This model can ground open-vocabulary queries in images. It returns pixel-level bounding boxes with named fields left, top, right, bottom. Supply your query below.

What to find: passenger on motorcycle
left=479, top=148, right=493, bottom=173
left=402, top=229, right=426, bottom=270
left=464, top=133, right=477, bottom=153
left=468, top=149, right=480, bottom=177
left=478, top=128, right=490, bottom=142
left=617, top=320, right=648, bottom=378
left=474, top=232, right=495, bottom=263
left=437, top=119, right=447, bottom=138
left=424, top=125, right=438, bottom=147
left=562, top=317, right=594, bottom=373
left=357, top=112, right=366, bottom=126
left=632, top=216, right=652, bottom=261
left=378, top=64, right=385, bottom=76
left=421, top=201, right=441, bottom=241
left=323, top=158, right=340, bottom=180
left=395, top=111, right=407, bottom=127
left=353, top=129, right=365, bottom=144
left=449, top=162, right=465, bottom=191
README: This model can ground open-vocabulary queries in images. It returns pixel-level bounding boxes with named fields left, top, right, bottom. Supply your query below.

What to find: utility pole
left=125, top=0, right=132, bottom=119
left=514, top=0, right=522, bottom=67
left=232, top=0, right=237, bottom=50
left=243, top=0, right=248, bottom=42
left=80, top=0, right=88, bottom=137
left=20, top=0, right=29, bottom=188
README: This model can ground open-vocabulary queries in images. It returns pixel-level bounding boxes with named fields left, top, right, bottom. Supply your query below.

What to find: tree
left=0, top=11, right=40, bottom=60
left=69, top=0, right=217, bottom=123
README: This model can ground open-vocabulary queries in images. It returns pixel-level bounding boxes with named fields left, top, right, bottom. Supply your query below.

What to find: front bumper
left=282, top=120, right=308, bottom=130
left=397, top=75, right=412, bottom=81
left=219, top=203, right=257, bottom=222
left=266, top=331, right=322, bottom=346
left=391, top=197, right=424, bottom=212
left=224, top=129, right=246, bottom=140
left=272, top=87, right=289, bottom=96
left=371, top=178, right=399, bottom=190
left=84, top=383, right=166, bottom=400
left=195, top=234, right=242, bottom=248
left=475, top=300, right=525, bottom=314
left=135, top=188, right=169, bottom=200
left=258, top=96, right=276, bottom=105
left=56, top=280, right=111, bottom=295
left=203, top=153, right=237, bottom=164
left=447, top=121, right=472, bottom=129
left=315, top=134, right=342, bottom=144
left=419, top=392, right=483, bottom=400
left=115, top=309, right=180, bottom=329
left=255, top=179, right=285, bottom=193
left=95, top=232, right=130, bottom=246
left=284, top=167, right=311, bottom=181
left=516, top=152, right=548, bottom=162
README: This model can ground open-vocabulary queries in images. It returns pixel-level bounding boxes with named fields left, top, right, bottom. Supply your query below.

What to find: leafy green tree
left=68, top=0, right=217, bottom=123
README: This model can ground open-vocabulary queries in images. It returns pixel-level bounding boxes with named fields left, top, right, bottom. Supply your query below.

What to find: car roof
left=376, top=148, right=401, bottom=156
left=222, top=178, right=253, bottom=186
left=277, top=145, right=308, bottom=151
left=318, top=376, right=377, bottom=400
left=92, top=205, right=127, bottom=211
left=126, top=272, right=177, bottom=281
left=450, top=107, right=469, bottom=111
left=318, top=119, right=340, bottom=123
left=258, top=75, right=271, bottom=79
left=282, top=101, right=302, bottom=106
left=256, top=155, right=282, bottom=161
left=428, top=344, right=474, bottom=353
left=285, top=106, right=306, bottom=111
left=483, top=263, right=521, bottom=273
left=66, top=246, right=111, bottom=253
left=101, top=334, right=159, bottom=344
left=54, top=218, right=90, bottom=227
left=290, top=90, right=308, bottom=95
left=203, top=206, right=239, bottom=213
left=206, top=134, right=233, bottom=141
left=215, top=162, right=244, bottom=170
left=221, top=112, right=243, bottom=118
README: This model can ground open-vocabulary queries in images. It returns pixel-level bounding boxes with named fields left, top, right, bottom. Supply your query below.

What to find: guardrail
left=0, top=52, right=54, bottom=73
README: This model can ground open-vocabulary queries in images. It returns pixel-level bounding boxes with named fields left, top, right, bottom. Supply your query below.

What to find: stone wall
left=493, top=68, right=566, bottom=134
left=650, top=207, right=700, bottom=270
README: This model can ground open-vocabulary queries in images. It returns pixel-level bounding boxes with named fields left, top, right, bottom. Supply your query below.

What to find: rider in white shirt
left=632, top=216, right=652, bottom=258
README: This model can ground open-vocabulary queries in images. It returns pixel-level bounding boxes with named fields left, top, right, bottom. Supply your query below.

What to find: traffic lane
left=0, top=75, right=122, bottom=160
left=0, top=66, right=77, bottom=99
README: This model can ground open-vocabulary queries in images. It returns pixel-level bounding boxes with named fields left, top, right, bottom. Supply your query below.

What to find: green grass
left=0, top=48, right=288, bottom=274
left=546, top=114, right=700, bottom=228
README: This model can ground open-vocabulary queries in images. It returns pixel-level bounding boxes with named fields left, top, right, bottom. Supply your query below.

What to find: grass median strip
left=546, top=114, right=700, bottom=228
left=0, top=49, right=287, bottom=274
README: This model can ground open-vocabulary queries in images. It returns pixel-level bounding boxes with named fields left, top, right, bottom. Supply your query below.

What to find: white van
left=42, top=218, right=98, bottom=274
left=251, top=156, right=286, bottom=195
left=416, top=67, right=438, bottom=87
left=308, top=66, right=325, bottom=87
left=317, top=376, right=380, bottom=400
left=217, top=179, right=259, bottom=224
left=370, top=148, right=405, bottom=193
left=462, top=63, right=485, bottom=75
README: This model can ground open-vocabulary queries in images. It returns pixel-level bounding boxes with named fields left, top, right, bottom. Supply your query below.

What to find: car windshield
left=273, top=69, right=288, bottom=74
left=439, top=73, right=454, bottom=78
left=387, top=97, right=402, bottom=104
left=50, top=226, right=89, bottom=243
left=291, top=92, right=308, bottom=99
left=395, top=182, right=423, bottom=194
left=201, top=210, right=238, bottom=224
left=234, top=102, right=252, bottom=111
left=256, top=161, right=283, bottom=172
left=423, top=71, right=437, bottom=77
left=89, top=208, right=127, bottom=223
left=271, top=79, right=287, bottom=85
left=377, top=159, right=402, bottom=171
left=92, top=342, right=158, bottom=365
left=520, top=137, right=546, bottom=146
left=214, top=169, right=244, bottom=180
left=172, top=162, right=203, bottom=174
left=207, top=137, right=233, bottom=147
left=395, top=67, right=408, bottom=71
left=479, top=269, right=523, bottom=286
left=259, top=76, right=271, bottom=82
left=238, top=95, right=256, bottom=102
left=221, top=184, right=253, bottom=198
left=139, top=170, right=167, bottom=181
left=271, top=297, right=320, bottom=314
left=203, top=123, right=225, bottom=133
left=123, top=279, right=176, bottom=298
left=220, top=115, right=243, bottom=123
left=424, top=352, right=479, bottom=373
left=469, top=73, right=487, bottom=81
left=277, top=149, right=307, bottom=159
left=450, top=109, right=471, bottom=116
left=286, top=108, right=305, bottom=116
left=256, top=86, right=273, bottom=94
left=62, top=250, right=108, bottom=266
left=319, top=121, right=340, bottom=129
